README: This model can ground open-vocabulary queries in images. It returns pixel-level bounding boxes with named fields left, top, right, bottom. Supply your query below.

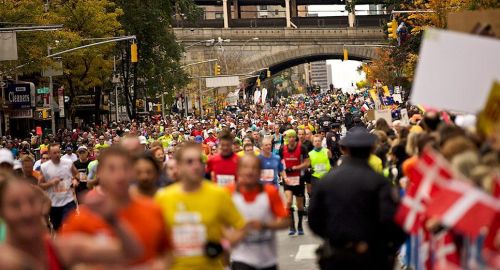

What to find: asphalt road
left=276, top=214, right=321, bottom=270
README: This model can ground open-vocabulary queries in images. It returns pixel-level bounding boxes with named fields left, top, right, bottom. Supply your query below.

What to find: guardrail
left=173, top=14, right=390, bottom=28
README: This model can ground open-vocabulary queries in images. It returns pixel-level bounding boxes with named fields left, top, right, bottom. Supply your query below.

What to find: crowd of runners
left=0, top=88, right=498, bottom=270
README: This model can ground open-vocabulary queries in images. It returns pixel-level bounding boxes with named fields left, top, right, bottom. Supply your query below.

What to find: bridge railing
left=173, top=14, right=389, bottom=28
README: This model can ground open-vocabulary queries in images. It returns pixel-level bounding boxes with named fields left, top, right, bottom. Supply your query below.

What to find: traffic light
left=267, top=69, right=271, bottom=78
left=256, top=77, right=261, bottom=87
left=387, top=19, right=397, bottom=39
left=214, top=63, right=221, bottom=76
left=42, top=109, right=49, bottom=119
left=131, top=42, right=138, bottom=63
left=343, top=48, right=348, bottom=61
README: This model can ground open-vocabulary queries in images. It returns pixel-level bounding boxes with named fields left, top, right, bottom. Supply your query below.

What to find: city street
left=277, top=222, right=321, bottom=270
left=1, top=1, right=499, bottom=270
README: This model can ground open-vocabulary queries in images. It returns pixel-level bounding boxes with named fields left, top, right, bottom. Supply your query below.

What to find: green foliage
left=1, top=0, right=122, bottom=123
left=114, top=0, right=199, bottom=119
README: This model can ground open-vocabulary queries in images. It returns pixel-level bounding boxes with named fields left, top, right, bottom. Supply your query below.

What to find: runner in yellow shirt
left=155, top=142, right=247, bottom=270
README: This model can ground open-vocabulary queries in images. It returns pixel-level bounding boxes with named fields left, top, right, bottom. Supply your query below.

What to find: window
left=259, top=5, right=267, bottom=10
left=215, top=12, right=223, bottom=19
left=275, top=9, right=279, bottom=16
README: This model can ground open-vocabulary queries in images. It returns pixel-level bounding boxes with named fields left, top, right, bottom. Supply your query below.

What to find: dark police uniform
left=308, top=127, right=405, bottom=270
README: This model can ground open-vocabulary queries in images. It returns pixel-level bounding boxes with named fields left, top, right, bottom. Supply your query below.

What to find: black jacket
left=308, top=157, right=405, bottom=248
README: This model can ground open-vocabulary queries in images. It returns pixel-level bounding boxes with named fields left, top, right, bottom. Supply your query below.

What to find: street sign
left=42, top=61, right=63, bottom=77
left=37, top=87, right=49, bottom=94
left=5, top=83, right=33, bottom=108
left=206, top=76, right=239, bottom=88
left=57, top=86, right=65, bottom=117
left=0, top=32, right=18, bottom=61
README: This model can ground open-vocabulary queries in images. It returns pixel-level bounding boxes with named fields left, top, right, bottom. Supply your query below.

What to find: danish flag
left=395, top=148, right=454, bottom=233
left=425, top=180, right=500, bottom=237
left=482, top=173, right=500, bottom=269
left=432, top=231, right=460, bottom=270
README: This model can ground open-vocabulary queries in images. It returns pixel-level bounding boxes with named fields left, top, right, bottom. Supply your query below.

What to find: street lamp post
left=47, top=46, right=56, bottom=135
left=183, top=39, right=216, bottom=50
left=236, top=37, right=259, bottom=61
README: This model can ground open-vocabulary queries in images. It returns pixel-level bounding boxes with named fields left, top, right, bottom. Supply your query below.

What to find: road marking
left=294, top=244, right=319, bottom=261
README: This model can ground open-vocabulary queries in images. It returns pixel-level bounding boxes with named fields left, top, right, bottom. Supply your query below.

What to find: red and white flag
left=482, top=173, right=500, bottom=269
left=395, top=148, right=454, bottom=233
left=426, top=180, right=500, bottom=237
left=432, top=231, right=460, bottom=270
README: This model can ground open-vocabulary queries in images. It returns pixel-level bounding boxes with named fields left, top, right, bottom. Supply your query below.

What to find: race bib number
left=261, top=169, right=275, bottom=182
left=79, top=172, right=88, bottom=182
left=274, top=144, right=281, bottom=150
left=314, top=164, right=327, bottom=174
left=53, top=180, right=69, bottom=193
left=172, top=224, right=206, bottom=257
left=285, top=176, right=300, bottom=186
left=216, top=175, right=235, bottom=186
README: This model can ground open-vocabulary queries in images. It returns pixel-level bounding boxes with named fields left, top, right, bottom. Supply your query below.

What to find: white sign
left=400, top=108, right=410, bottom=126
left=261, top=88, right=268, bottom=104
left=375, top=109, right=392, bottom=124
left=225, top=90, right=239, bottom=106
left=10, top=109, right=33, bottom=119
left=411, top=28, right=500, bottom=113
left=42, top=61, right=64, bottom=77
left=392, top=94, right=402, bottom=103
left=0, top=32, right=18, bottom=61
left=58, top=87, right=65, bottom=117
left=206, top=76, right=239, bottom=88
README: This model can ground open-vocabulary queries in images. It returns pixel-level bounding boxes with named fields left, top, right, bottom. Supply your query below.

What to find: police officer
left=308, top=127, right=405, bottom=270
left=325, top=122, right=342, bottom=165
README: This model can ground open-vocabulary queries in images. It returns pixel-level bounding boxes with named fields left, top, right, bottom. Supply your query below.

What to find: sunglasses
left=182, top=157, right=203, bottom=165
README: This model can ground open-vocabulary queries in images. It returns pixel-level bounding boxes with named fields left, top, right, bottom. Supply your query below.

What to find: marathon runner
left=258, top=137, right=285, bottom=187
left=39, top=143, right=81, bottom=230
left=309, top=134, right=332, bottom=192
left=206, top=131, right=239, bottom=186
left=228, top=154, right=289, bottom=270
left=154, top=142, right=246, bottom=270
left=62, top=146, right=172, bottom=267
left=280, top=130, right=310, bottom=236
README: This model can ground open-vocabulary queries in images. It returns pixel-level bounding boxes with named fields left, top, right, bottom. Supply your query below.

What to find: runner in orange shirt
left=61, top=146, right=172, bottom=268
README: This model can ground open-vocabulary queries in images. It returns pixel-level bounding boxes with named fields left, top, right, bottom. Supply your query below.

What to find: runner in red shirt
left=204, top=129, right=218, bottom=145
left=206, top=131, right=239, bottom=186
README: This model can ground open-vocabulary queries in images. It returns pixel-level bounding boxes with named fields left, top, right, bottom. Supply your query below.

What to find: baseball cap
left=194, top=136, right=203, bottom=144
left=339, top=127, right=376, bottom=148
left=138, top=136, right=148, bottom=145
left=65, top=145, right=73, bottom=151
left=0, top=149, right=14, bottom=165
left=285, top=129, right=297, bottom=139
left=13, top=160, right=22, bottom=170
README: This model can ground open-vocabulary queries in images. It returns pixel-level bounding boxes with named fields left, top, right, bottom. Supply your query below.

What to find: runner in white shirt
left=39, top=143, right=80, bottom=230
left=61, top=145, right=78, bottom=162
left=228, top=154, right=289, bottom=270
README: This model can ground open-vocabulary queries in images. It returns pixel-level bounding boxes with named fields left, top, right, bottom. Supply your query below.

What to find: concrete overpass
left=176, top=26, right=386, bottom=76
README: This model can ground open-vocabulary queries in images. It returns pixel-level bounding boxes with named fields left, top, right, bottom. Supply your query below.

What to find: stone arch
left=248, top=45, right=377, bottom=74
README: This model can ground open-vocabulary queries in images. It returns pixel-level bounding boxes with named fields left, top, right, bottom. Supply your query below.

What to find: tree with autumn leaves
left=359, top=0, right=500, bottom=94
left=0, top=0, right=201, bottom=122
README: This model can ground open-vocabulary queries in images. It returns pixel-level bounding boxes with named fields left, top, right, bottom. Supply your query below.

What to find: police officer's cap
left=339, top=127, right=376, bottom=148
left=331, top=122, right=341, bottom=128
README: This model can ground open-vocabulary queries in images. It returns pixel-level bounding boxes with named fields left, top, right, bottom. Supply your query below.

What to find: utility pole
left=161, top=93, right=165, bottom=120
left=48, top=46, right=56, bottom=135
left=113, top=56, right=119, bottom=122
left=199, top=77, right=203, bottom=118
